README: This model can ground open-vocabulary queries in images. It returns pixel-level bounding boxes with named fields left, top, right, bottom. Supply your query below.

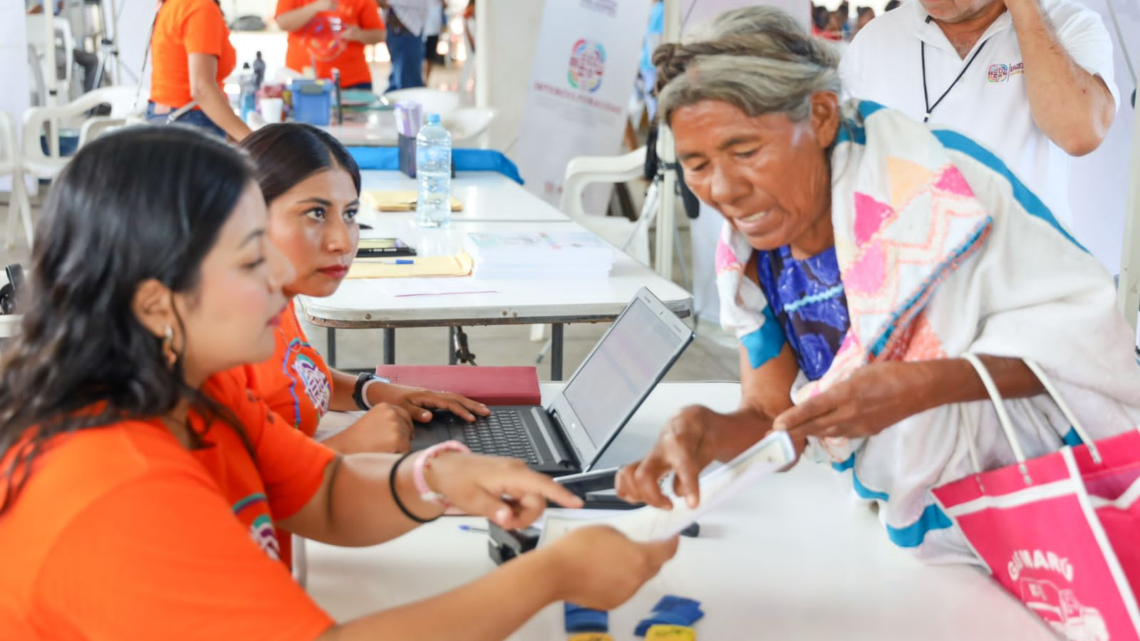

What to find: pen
left=377, top=259, right=415, bottom=265
left=458, top=525, right=489, bottom=533
left=359, top=223, right=373, bottom=230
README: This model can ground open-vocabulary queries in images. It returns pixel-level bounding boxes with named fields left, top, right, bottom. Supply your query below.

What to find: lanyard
left=920, top=25, right=989, bottom=123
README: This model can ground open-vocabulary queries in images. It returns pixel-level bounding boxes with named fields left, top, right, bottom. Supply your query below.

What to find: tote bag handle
left=961, top=353, right=1102, bottom=486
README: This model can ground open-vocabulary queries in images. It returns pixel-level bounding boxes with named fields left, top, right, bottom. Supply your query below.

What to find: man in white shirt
left=839, top=0, right=1120, bottom=231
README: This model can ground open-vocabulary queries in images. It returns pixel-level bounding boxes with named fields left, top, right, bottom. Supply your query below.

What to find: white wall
left=476, top=0, right=547, bottom=152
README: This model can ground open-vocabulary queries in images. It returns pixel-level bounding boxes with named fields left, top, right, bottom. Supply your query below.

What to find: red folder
left=373, top=365, right=542, bottom=406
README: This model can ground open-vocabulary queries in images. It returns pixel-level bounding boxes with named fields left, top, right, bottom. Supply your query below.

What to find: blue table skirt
left=346, top=147, right=524, bottom=185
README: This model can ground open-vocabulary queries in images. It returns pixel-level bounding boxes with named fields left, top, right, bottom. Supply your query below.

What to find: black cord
left=921, top=38, right=988, bottom=123
left=389, top=452, right=440, bottom=524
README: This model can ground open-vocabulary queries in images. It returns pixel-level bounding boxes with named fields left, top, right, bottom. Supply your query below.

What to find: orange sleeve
left=358, top=0, right=384, bottom=30
left=253, top=402, right=337, bottom=520
left=215, top=370, right=336, bottom=520
left=35, top=472, right=335, bottom=641
left=182, top=0, right=227, bottom=57
left=275, top=0, right=302, bottom=19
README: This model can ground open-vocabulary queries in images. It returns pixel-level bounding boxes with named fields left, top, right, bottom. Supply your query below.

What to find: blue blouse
left=755, top=246, right=851, bottom=381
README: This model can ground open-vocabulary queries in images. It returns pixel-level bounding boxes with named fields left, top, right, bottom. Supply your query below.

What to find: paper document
left=348, top=254, right=473, bottom=279
left=539, top=431, right=796, bottom=545
left=362, top=190, right=464, bottom=212
left=376, top=278, right=498, bottom=297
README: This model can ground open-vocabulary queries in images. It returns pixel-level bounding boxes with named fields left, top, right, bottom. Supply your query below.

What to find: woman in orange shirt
left=276, top=0, right=386, bottom=89
left=240, top=123, right=489, bottom=453
left=0, top=126, right=676, bottom=640
left=147, top=0, right=252, bottom=140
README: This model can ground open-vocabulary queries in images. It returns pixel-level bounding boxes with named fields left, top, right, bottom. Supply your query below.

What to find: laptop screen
left=561, top=297, right=690, bottom=449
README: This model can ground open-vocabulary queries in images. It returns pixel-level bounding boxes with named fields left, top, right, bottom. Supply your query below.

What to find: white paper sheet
left=539, top=431, right=796, bottom=545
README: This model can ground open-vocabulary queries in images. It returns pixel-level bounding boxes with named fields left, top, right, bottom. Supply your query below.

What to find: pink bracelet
left=413, top=440, right=471, bottom=505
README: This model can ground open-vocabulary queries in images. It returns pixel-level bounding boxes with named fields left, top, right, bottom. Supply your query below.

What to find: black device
left=410, top=288, right=695, bottom=476
left=0, top=264, right=24, bottom=315
left=356, top=237, right=417, bottom=258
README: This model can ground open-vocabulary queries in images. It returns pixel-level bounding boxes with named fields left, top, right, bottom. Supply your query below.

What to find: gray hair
left=654, top=7, right=841, bottom=125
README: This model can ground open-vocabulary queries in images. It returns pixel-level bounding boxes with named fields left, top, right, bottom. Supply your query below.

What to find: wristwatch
left=353, top=372, right=391, bottom=411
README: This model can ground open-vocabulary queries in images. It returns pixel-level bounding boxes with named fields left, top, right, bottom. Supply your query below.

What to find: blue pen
left=458, top=524, right=489, bottom=533
left=378, top=259, right=415, bottom=265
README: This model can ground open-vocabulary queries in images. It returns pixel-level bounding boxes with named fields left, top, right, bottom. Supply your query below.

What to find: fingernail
left=687, top=496, right=697, bottom=509
left=497, top=507, right=510, bottom=521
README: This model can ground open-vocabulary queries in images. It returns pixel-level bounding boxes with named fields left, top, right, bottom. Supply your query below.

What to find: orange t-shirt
left=150, top=0, right=238, bottom=108
left=277, top=0, right=385, bottom=88
left=0, top=371, right=336, bottom=640
left=245, top=300, right=333, bottom=438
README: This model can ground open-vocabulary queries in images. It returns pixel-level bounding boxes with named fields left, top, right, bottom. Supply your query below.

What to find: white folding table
left=303, top=382, right=1057, bottom=641
left=298, top=172, right=692, bottom=379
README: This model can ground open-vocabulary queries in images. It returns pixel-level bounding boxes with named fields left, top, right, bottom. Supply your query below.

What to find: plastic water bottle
left=416, top=114, right=452, bottom=228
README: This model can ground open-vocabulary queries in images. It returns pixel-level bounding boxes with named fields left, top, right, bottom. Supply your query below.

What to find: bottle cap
left=427, top=113, right=441, bottom=125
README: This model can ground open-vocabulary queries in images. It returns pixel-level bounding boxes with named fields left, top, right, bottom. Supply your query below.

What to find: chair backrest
left=22, top=85, right=141, bottom=164
left=384, top=88, right=462, bottom=117
left=559, top=147, right=647, bottom=219
left=444, top=107, right=495, bottom=146
left=559, top=147, right=652, bottom=266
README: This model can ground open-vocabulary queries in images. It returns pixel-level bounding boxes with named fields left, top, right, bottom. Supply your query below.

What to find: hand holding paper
left=540, top=431, right=795, bottom=546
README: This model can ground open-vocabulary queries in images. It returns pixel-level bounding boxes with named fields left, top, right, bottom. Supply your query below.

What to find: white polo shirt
left=839, top=0, right=1120, bottom=232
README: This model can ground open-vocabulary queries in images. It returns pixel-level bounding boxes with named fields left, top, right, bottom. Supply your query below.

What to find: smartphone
left=357, top=238, right=416, bottom=258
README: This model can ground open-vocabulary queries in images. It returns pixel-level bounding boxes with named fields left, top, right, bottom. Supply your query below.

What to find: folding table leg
left=383, top=328, right=396, bottom=364
left=551, top=323, right=564, bottom=381
left=448, top=327, right=458, bottom=365
left=326, top=328, right=337, bottom=368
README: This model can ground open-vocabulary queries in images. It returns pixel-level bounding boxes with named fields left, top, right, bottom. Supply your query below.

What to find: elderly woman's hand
left=772, top=361, right=929, bottom=439
left=616, top=405, right=780, bottom=510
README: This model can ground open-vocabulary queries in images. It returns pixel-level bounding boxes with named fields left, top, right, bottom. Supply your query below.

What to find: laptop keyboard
left=451, top=410, right=541, bottom=464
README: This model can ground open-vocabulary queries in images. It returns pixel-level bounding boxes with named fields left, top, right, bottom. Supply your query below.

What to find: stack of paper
left=463, top=231, right=614, bottom=280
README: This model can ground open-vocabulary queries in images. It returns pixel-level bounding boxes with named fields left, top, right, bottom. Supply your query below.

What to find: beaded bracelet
left=388, top=452, right=440, bottom=524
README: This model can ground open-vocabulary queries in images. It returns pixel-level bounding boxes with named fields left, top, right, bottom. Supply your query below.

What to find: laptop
left=411, top=287, right=695, bottom=475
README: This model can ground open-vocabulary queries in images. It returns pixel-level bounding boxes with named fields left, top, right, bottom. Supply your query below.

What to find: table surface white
left=299, top=172, right=693, bottom=327
left=305, top=383, right=1056, bottom=641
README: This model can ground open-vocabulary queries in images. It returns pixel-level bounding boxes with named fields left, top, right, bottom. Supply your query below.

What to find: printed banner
left=514, top=0, right=654, bottom=214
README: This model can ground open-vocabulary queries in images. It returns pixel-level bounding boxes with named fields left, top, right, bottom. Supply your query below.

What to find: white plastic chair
left=532, top=147, right=652, bottom=345
left=27, top=14, right=76, bottom=104
left=0, top=111, right=33, bottom=250
left=558, top=146, right=651, bottom=266
left=443, top=107, right=495, bottom=147
left=22, top=85, right=141, bottom=184
left=384, top=88, right=462, bottom=117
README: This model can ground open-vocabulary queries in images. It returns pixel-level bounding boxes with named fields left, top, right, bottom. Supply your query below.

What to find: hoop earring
left=162, top=325, right=176, bottom=367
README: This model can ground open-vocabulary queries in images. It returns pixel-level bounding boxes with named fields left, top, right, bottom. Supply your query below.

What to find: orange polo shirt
left=0, top=370, right=336, bottom=640
left=150, top=0, right=237, bottom=108
left=277, top=0, right=384, bottom=88
left=245, top=300, right=333, bottom=438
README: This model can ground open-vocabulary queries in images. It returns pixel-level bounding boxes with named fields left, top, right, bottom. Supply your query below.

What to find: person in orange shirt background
left=276, top=0, right=387, bottom=90
left=240, top=123, right=490, bottom=454
left=0, top=126, right=677, bottom=640
left=147, top=0, right=252, bottom=140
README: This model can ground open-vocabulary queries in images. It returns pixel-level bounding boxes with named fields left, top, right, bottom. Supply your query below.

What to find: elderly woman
left=617, top=7, right=1140, bottom=563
